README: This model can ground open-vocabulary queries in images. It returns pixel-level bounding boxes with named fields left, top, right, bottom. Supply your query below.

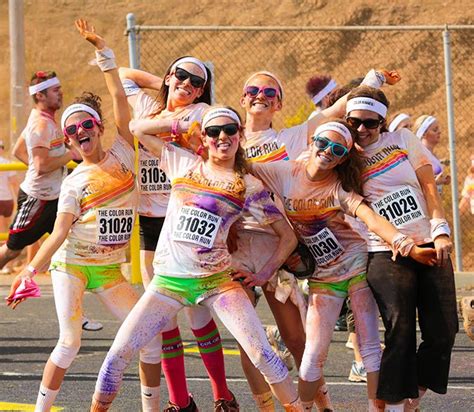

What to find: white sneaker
left=82, top=316, right=103, bottom=331
left=265, top=325, right=294, bottom=371
left=348, top=361, right=367, bottom=382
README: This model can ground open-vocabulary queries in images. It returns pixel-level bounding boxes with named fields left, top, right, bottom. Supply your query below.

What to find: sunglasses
left=313, top=136, right=348, bottom=158
left=63, top=117, right=100, bottom=138
left=204, top=123, right=240, bottom=138
left=173, top=67, right=206, bottom=88
left=346, top=116, right=382, bottom=130
left=244, top=86, right=279, bottom=99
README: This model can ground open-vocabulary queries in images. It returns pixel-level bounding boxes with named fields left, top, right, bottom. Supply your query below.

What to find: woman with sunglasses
left=246, top=119, right=435, bottom=412
left=90, top=106, right=303, bottom=411
left=7, top=20, right=163, bottom=411
left=344, top=86, right=458, bottom=412
left=119, top=60, right=237, bottom=411
left=233, top=69, right=400, bottom=410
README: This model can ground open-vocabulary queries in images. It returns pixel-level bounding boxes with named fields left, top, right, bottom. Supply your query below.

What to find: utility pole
left=9, top=0, right=26, bottom=151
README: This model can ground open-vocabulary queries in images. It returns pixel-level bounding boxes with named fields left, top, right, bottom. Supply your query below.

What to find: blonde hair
left=413, top=114, right=432, bottom=138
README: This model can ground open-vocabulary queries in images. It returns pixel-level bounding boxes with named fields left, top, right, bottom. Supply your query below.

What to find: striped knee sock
left=193, top=319, right=232, bottom=400
left=161, top=327, right=189, bottom=407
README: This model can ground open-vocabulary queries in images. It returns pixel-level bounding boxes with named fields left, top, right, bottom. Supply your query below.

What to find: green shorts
left=309, top=272, right=367, bottom=298
left=150, top=270, right=242, bottom=306
left=50, top=261, right=126, bottom=292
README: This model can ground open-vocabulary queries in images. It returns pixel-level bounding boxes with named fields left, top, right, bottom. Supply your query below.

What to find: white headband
left=416, top=116, right=436, bottom=139
left=28, top=77, right=60, bottom=96
left=346, top=97, right=387, bottom=118
left=314, top=122, right=353, bottom=149
left=388, top=113, right=410, bottom=132
left=202, top=108, right=241, bottom=130
left=171, top=57, right=208, bottom=83
left=61, top=104, right=101, bottom=130
left=244, top=71, right=284, bottom=99
left=311, top=79, right=337, bottom=105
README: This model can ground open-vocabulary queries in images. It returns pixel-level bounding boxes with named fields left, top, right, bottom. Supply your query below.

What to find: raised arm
left=118, top=67, right=163, bottom=91
left=75, top=19, right=134, bottom=148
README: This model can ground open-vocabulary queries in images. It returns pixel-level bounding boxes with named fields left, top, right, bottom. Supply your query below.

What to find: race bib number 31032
left=97, top=207, right=135, bottom=245
left=372, top=187, right=424, bottom=228
left=172, top=206, right=221, bottom=248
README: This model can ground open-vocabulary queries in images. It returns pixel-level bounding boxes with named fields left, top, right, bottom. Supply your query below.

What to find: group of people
left=3, top=19, right=463, bottom=412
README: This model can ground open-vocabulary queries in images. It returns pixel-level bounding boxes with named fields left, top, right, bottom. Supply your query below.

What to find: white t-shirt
left=0, top=156, right=15, bottom=200
left=241, top=124, right=308, bottom=234
left=20, top=109, right=67, bottom=200
left=153, top=144, right=283, bottom=278
left=129, top=86, right=208, bottom=217
left=461, top=174, right=474, bottom=214
left=360, top=129, right=433, bottom=252
left=52, top=136, right=138, bottom=265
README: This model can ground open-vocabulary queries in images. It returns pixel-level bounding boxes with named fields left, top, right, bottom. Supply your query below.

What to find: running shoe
left=82, top=316, right=103, bottom=332
left=334, top=314, right=348, bottom=331
left=460, top=296, right=474, bottom=341
left=265, top=325, right=294, bottom=371
left=164, top=394, right=199, bottom=412
left=214, top=391, right=239, bottom=412
left=348, top=361, right=367, bottom=382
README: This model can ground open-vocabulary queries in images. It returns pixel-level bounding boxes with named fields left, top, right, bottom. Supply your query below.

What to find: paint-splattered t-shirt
left=20, top=108, right=67, bottom=200
left=153, top=144, right=283, bottom=278
left=361, top=129, right=433, bottom=252
left=252, top=160, right=367, bottom=282
left=52, top=136, right=137, bottom=265
left=241, top=124, right=308, bottom=234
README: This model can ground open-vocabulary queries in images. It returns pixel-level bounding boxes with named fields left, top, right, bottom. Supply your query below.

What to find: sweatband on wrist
left=196, top=145, right=205, bottom=156
left=391, top=233, right=416, bottom=261
left=28, top=77, right=60, bottom=95
left=361, top=69, right=385, bottom=89
left=26, top=265, right=38, bottom=277
left=430, top=218, right=451, bottom=240
left=171, top=120, right=179, bottom=138
left=95, top=47, right=117, bottom=72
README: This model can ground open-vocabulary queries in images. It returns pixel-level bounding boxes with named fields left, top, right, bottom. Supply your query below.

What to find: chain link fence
left=126, top=18, right=474, bottom=271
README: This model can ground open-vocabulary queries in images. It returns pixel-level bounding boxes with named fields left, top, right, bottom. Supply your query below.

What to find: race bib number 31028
left=172, top=206, right=221, bottom=248
left=372, top=187, right=424, bottom=228
left=97, top=207, right=135, bottom=245
left=303, top=227, right=344, bottom=266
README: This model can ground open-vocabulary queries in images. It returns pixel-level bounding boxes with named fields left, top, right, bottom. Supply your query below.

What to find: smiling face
left=347, top=109, right=383, bottom=148
left=240, top=74, right=282, bottom=120
left=310, top=130, right=348, bottom=171
left=165, top=62, right=206, bottom=108
left=202, top=116, right=241, bottom=167
left=64, top=111, right=103, bottom=158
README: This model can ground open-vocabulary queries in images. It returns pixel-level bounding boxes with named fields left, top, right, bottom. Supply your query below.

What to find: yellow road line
left=0, top=402, right=63, bottom=411
left=183, top=345, right=240, bottom=356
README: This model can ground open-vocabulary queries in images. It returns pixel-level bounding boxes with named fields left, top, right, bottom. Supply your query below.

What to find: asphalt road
left=0, top=278, right=472, bottom=411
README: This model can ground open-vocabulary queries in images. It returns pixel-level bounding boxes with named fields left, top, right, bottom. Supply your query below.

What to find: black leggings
left=367, top=250, right=458, bottom=403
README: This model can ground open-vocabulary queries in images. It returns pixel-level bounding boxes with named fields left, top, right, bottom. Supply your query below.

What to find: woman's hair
left=324, top=77, right=364, bottom=108
left=30, top=70, right=57, bottom=103
left=72, top=92, right=104, bottom=130
left=413, top=114, right=432, bottom=138
left=317, top=119, right=364, bottom=195
left=346, top=85, right=390, bottom=132
left=150, top=56, right=212, bottom=118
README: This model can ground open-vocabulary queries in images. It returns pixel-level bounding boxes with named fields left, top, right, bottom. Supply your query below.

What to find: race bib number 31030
left=372, top=187, right=424, bottom=228
left=303, top=227, right=344, bottom=266
left=172, top=206, right=221, bottom=248
left=97, top=207, right=135, bottom=245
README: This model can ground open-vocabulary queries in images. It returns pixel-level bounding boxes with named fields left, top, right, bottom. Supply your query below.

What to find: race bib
left=139, top=158, right=171, bottom=194
left=97, top=207, right=135, bottom=245
left=172, top=206, right=221, bottom=248
left=372, top=187, right=424, bottom=228
left=303, top=227, right=344, bottom=266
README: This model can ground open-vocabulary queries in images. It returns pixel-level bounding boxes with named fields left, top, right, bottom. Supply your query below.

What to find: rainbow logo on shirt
left=361, top=148, right=408, bottom=182
left=247, top=146, right=289, bottom=163
left=50, top=137, right=64, bottom=149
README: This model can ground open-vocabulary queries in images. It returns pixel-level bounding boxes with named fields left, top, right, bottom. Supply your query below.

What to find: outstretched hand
left=378, top=69, right=401, bottom=85
left=75, top=18, right=106, bottom=50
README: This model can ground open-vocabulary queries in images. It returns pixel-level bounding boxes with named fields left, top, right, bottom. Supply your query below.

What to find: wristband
left=196, top=145, right=205, bottom=156
left=171, top=120, right=180, bottom=139
left=26, top=265, right=38, bottom=277
left=95, top=47, right=117, bottom=72
left=391, top=233, right=416, bottom=261
left=361, top=69, right=385, bottom=89
left=430, top=218, right=451, bottom=240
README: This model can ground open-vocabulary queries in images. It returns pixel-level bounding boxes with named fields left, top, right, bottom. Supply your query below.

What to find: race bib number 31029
left=172, top=206, right=221, bottom=248
left=303, top=227, right=344, bottom=266
left=372, top=187, right=424, bottom=228
left=97, top=207, right=135, bottom=245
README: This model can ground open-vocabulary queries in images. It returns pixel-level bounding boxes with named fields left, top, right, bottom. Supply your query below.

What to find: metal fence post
left=126, top=13, right=140, bottom=69
left=442, top=26, right=463, bottom=271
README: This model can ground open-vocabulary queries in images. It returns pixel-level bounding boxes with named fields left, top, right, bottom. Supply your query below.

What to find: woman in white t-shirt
left=7, top=20, right=162, bottom=412
left=344, top=86, right=458, bottom=412
left=91, top=107, right=303, bottom=411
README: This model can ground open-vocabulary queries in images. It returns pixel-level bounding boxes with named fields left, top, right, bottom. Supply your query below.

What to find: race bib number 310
left=172, top=206, right=221, bottom=248
left=97, top=207, right=135, bottom=245
left=303, top=227, right=344, bottom=266
left=139, top=159, right=171, bottom=194
left=372, top=187, right=424, bottom=228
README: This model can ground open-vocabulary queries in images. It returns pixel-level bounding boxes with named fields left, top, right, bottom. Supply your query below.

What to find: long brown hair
left=150, top=56, right=212, bottom=118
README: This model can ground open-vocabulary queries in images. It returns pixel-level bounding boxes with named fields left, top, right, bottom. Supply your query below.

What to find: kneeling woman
left=90, top=107, right=302, bottom=411
left=7, top=20, right=162, bottom=411
left=248, top=120, right=437, bottom=412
